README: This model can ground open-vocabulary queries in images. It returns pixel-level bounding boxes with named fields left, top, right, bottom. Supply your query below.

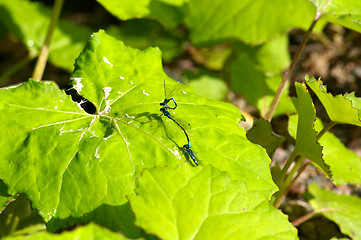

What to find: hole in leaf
left=65, top=85, right=97, bottom=114
left=80, top=100, right=97, bottom=114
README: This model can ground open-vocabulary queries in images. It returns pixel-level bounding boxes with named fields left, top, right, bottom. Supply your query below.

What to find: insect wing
left=164, top=78, right=190, bottom=100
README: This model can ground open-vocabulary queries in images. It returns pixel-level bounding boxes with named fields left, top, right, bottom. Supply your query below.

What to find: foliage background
left=0, top=0, right=361, bottom=240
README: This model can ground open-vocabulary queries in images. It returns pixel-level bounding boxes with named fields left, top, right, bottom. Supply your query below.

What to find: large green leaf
left=305, top=76, right=361, bottom=127
left=309, top=184, right=361, bottom=240
left=96, top=0, right=186, bottom=28
left=230, top=35, right=295, bottom=117
left=0, top=30, right=277, bottom=233
left=3, top=223, right=133, bottom=240
left=289, top=116, right=361, bottom=185
left=129, top=165, right=298, bottom=240
left=107, top=19, right=184, bottom=62
left=0, top=0, right=92, bottom=71
left=291, top=82, right=331, bottom=178
left=185, top=0, right=316, bottom=46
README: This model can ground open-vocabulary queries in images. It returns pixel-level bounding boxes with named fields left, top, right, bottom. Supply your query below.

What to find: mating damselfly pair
left=159, top=79, right=199, bottom=166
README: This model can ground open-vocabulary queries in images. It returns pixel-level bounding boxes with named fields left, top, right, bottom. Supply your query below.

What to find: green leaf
left=106, top=19, right=184, bottom=62
left=317, top=0, right=361, bottom=33
left=305, top=75, right=361, bottom=127
left=0, top=0, right=92, bottom=71
left=246, top=119, right=285, bottom=156
left=3, top=223, right=133, bottom=240
left=0, top=194, right=32, bottom=238
left=0, top=179, right=15, bottom=211
left=230, top=35, right=295, bottom=117
left=0, top=30, right=277, bottom=233
left=96, top=0, right=186, bottom=28
left=238, top=34, right=291, bottom=74
left=315, top=118, right=361, bottom=185
left=184, top=69, right=228, bottom=101
left=291, top=82, right=331, bottom=178
left=129, top=165, right=298, bottom=240
left=185, top=0, right=316, bottom=45
left=309, top=184, right=361, bottom=240
left=71, top=30, right=276, bottom=197
left=190, top=44, right=233, bottom=70
left=289, top=116, right=361, bottom=185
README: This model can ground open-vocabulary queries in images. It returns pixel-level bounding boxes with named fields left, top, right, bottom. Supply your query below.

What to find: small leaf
left=289, top=116, right=361, bottom=185
left=305, top=75, right=361, bottom=127
left=0, top=179, right=15, bottom=212
left=246, top=119, right=285, bottom=156
left=230, top=35, right=295, bottom=117
left=184, top=69, right=228, bottom=101
left=315, top=118, right=361, bottom=185
left=0, top=194, right=32, bottom=237
left=0, top=0, right=92, bottom=72
left=291, top=82, right=331, bottom=178
left=309, top=184, right=361, bottom=240
left=185, top=0, right=316, bottom=45
left=3, top=223, right=133, bottom=240
left=128, top=165, right=298, bottom=240
left=317, top=0, right=361, bottom=33
left=190, top=44, right=233, bottom=70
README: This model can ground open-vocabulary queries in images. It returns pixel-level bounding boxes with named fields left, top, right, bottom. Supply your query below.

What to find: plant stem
left=277, top=150, right=298, bottom=185
left=292, top=208, right=334, bottom=226
left=273, top=121, right=335, bottom=207
left=264, top=8, right=324, bottom=121
left=32, top=0, right=65, bottom=81
left=316, top=121, right=337, bottom=141
left=273, top=156, right=305, bottom=207
left=274, top=159, right=309, bottom=208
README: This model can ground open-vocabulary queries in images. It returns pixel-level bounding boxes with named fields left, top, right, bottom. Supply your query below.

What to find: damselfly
left=159, top=79, right=198, bottom=166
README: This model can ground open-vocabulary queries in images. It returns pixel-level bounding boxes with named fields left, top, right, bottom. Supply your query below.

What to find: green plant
left=0, top=0, right=361, bottom=239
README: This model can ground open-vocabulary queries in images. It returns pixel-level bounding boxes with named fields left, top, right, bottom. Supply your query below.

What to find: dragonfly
left=159, top=79, right=199, bottom=166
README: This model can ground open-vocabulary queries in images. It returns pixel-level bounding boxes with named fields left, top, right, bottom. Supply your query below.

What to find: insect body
left=183, top=143, right=199, bottom=166
left=160, top=80, right=199, bottom=166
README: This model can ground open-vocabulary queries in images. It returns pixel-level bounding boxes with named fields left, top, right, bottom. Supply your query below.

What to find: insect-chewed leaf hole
left=65, top=85, right=97, bottom=114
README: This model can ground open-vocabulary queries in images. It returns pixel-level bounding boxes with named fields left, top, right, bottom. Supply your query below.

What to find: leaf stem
left=264, top=6, right=324, bottom=121
left=292, top=208, right=335, bottom=226
left=316, top=121, right=336, bottom=141
left=273, top=120, right=335, bottom=207
left=274, top=158, right=309, bottom=208
left=32, top=0, right=64, bottom=81
left=277, top=150, right=298, bottom=185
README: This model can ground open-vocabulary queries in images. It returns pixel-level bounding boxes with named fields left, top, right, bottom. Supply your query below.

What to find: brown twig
left=264, top=0, right=331, bottom=121
left=292, top=208, right=334, bottom=226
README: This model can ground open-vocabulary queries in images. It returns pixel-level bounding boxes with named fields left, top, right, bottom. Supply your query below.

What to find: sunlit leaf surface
left=3, top=223, right=133, bottom=240
left=0, top=30, right=277, bottom=233
left=129, top=165, right=298, bottom=240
